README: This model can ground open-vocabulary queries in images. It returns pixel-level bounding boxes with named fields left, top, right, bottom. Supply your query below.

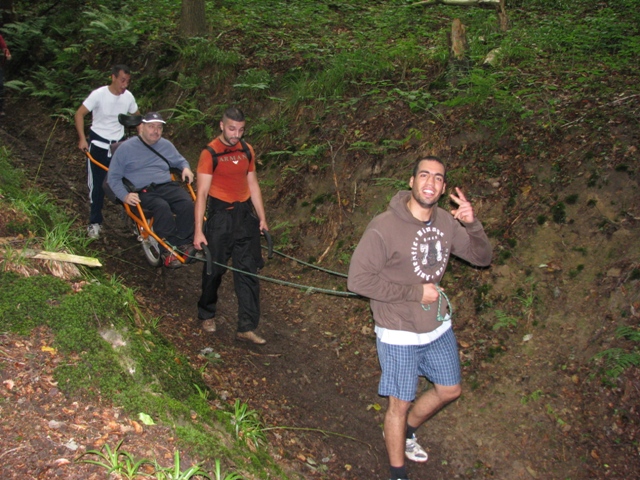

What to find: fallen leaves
left=132, top=420, right=144, bottom=434
left=366, top=403, right=382, bottom=412
left=0, top=327, right=181, bottom=478
left=71, top=281, right=89, bottom=293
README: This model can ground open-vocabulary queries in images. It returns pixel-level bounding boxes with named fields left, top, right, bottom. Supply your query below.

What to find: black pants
left=87, top=130, right=123, bottom=225
left=197, top=197, right=262, bottom=333
left=138, top=182, right=194, bottom=250
left=87, top=143, right=109, bottom=225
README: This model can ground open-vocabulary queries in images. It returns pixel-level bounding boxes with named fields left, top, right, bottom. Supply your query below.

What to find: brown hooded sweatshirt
left=348, top=190, right=492, bottom=335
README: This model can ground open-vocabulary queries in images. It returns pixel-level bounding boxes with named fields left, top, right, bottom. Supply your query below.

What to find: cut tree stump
left=448, top=18, right=470, bottom=85
left=450, top=18, right=468, bottom=61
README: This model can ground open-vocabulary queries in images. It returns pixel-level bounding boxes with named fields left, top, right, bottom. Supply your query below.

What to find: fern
left=593, top=347, right=640, bottom=381
left=81, top=7, right=139, bottom=50
left=616, top=325, right=640, bottom=342
left=493, top=309, right=518, bottom=331
left=0, top=17, right=59, bottom=62
left=592, top=321, right=640, bottom=383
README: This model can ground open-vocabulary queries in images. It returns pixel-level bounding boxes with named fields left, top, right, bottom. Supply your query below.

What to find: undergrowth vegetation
left=6, top=0, right=639, bottom=149
left=1, top=0, right=639, bottom=477
left=0, top=146, right=287, bottom=478
left=5, top=0, right=639, bottom=412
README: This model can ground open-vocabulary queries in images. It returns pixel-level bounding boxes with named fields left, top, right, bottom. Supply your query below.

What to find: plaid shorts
left=377, top=328, right=461, bottom=401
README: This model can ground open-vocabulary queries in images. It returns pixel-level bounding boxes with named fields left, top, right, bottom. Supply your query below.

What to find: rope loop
left=420, top=284, right=454, bottom=322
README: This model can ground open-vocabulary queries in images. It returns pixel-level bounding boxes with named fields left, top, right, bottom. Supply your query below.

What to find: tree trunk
left=180, top=0, right=207, bottom=37
left=448, top=19, right=469, bottom=85
left=450, top=18, right=468, bottom=61
left=497, top=0, right=509, bottom=32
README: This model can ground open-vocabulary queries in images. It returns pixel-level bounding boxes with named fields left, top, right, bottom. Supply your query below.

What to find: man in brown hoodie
left=348, top=156, right=492, bottom=480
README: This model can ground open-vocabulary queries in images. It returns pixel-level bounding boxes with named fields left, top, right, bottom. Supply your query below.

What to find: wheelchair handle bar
left=262, top=229, right=273, bottom=259
left=200, top=243, right=213, bottom=276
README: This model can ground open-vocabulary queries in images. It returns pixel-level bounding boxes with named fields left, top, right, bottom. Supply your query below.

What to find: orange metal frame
left=85, top=150, right=196, bottom=265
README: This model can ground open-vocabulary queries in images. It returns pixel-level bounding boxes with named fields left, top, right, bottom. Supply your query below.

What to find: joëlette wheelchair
left=84, top=113, right=207, bottom=269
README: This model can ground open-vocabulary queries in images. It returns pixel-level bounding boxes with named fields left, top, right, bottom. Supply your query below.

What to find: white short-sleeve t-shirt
left=83, top=86, right=138, bottom=141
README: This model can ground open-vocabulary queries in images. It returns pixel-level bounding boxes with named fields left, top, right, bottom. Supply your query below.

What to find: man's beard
left=222, top=134, right=240, bottom=146
left=412, top=188, right=440, bottom=209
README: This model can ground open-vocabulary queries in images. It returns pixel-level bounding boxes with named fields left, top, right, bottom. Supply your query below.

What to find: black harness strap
left=138, top=135, right=174, bottom=170
left=204, top=139, right=252, bottom=174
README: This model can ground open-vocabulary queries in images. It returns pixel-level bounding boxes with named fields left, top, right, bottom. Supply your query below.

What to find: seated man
left=107, top=111, right=195, bottom=268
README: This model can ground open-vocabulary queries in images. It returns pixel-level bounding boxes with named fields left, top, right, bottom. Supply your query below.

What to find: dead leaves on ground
left=0, top=327, right=177, bottom=478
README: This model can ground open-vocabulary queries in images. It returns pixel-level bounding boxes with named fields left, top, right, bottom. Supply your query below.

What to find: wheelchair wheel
left=141, top=235, right=163, bottom=267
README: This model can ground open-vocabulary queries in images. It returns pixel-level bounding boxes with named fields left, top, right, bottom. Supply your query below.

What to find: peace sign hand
left=450, top=187, right=475, bottom=224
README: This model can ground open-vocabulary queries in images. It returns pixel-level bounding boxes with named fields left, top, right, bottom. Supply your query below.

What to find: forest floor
left=1, top=96, right=639, bottom=480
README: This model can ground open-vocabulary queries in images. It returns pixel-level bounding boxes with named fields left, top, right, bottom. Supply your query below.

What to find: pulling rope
left=210, top=261, right=357, bottom=297
left=172, top=240, right=451, bottom=307
left=170, top=243, right=357, bottom=297
left=264, top=246, right=348, bottom=278
left=420, top=285, right=454, bottom=322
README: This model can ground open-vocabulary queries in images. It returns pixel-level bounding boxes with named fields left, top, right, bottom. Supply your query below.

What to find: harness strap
left=89, top=129, right=123, bottom=157
left=204, top=138, right=252, bottom=174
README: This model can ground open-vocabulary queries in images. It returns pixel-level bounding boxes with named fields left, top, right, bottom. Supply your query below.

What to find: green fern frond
left=593, top=347, right=640, bottom=380
left=616, top=325, right=640, bottom=342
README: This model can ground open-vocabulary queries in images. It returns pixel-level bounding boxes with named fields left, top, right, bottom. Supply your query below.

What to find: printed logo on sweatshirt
left=410, top=226, right=450, bottom=281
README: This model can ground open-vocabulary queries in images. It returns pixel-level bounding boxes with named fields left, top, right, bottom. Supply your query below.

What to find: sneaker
left=405, top=434, right=428, bottom=463
left=236, top=330, right=266, bottom=345
left=202, top=318, right=216, bottom=333
left=87, top=223, right=101, bottom=239
left=179, top=244, right=197, bottom=264
left=163, top=252, right=183, bottom=269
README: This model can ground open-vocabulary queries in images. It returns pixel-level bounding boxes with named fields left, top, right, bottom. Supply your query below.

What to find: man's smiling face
left=409, top=159, right=447, bottom=209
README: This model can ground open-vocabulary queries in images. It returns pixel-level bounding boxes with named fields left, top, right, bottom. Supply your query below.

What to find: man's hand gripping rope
left=421, top=284, right=453, bottom=322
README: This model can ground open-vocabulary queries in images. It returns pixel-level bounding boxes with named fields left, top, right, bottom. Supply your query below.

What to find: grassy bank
left=0, top=145, right=289, bottom=479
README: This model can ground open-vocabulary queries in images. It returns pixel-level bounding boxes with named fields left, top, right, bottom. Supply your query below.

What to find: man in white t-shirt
left=75, top=64, right=139, bottom=239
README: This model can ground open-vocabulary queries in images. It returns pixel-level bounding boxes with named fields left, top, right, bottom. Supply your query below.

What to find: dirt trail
left=2, top=105, right=639, bottom=480
left=0, top=115, right=451, bottom=479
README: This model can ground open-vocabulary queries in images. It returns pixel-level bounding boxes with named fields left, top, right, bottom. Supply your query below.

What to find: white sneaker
left=405, top=434, right=428, bottom=463
left=87, top=223, right=101, bottom=239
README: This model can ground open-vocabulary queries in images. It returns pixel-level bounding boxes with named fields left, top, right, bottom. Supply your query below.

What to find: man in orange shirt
left=194, top=107, right=268, bottom=344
